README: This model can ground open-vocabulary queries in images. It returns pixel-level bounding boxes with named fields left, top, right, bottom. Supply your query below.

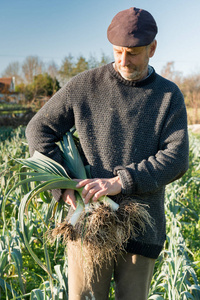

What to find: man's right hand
left=62, top=189, right=76, bottom=210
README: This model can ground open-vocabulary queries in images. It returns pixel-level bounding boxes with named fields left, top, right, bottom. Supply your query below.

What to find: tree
left=15, top=83, right=34, bottom=103
left=22, top=56, right=44, bottom=84
left=47, top=61, right=59, bottom=94
left=59, top=54, right=74, bottom=85
left=2, top=61, right=22, bottom=86
left=33, top=73, right=60, bottom=97
left=15, top=73, right=60, bottom=104
left=47, top=61, right=58, bottom=79
left=160, top=61, right=183, bottom=86
left=98, top=53, right=111, bottom=67
left=88, top=53, right=112, bottom=69
left=88, top=54, right=100, bottom=69
left=180, top=74, right=200, bottom=124
left=59, top=55, right=89, bottom=85
left=58, top=53, right=111, bottom=86
left=71, top=55, right=89, bottom=76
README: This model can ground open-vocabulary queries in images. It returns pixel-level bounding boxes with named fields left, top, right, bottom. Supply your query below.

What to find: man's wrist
left=113, top=166, right=134, bottom=195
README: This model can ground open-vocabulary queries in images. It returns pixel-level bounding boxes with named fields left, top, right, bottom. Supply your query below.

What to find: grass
left=186, top=107, right=200, bottom=125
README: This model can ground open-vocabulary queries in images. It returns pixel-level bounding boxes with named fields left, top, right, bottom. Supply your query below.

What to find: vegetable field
left=0, top=126, right=200, bottom=299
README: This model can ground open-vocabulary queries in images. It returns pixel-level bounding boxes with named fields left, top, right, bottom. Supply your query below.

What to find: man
left=26, top=7, right=189, bottom=300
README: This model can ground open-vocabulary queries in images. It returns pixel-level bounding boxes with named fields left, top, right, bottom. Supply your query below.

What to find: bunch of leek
left=12, top=130, right=119, bottom=227
left=59, top=130, right=119, bottom=226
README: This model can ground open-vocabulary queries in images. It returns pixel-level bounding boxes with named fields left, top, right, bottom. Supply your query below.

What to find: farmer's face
left=113, top=40, right=157, bottom=81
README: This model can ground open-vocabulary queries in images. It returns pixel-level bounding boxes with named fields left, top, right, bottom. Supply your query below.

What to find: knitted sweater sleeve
left=115, top=90, right=189, bottom=195
left=25, top=85, right=74, bottom=201
left=26, top=85, right=74, bottom=162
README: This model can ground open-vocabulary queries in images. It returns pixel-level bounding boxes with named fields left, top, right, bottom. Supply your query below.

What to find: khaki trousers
left=67, top=242, right=155, bottom=300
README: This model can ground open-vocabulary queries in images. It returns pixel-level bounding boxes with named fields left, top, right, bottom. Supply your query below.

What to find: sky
left=1, top=0, right=200, bottom=78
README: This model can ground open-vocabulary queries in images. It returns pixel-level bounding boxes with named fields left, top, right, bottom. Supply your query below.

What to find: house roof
left=0, top=77, right=13, bottom=86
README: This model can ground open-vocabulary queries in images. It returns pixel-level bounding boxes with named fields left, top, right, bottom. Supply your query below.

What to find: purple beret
left=107, top=7, right=158, bottom=47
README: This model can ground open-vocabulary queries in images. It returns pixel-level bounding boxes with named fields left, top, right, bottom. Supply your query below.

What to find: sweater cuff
left=113, top=166, right=134, bottom=195
left=51, top=189, right=63, bottom=202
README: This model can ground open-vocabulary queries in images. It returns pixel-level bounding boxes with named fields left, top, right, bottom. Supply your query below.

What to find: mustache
left=119, top=66, right=137, bottom=71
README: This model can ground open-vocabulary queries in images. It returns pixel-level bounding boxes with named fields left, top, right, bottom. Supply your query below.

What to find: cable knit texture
left=26, top=63, right=189, bottom=259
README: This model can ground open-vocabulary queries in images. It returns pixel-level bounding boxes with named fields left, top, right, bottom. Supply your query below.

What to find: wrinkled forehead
left=113, top=45, right=147, bottom=54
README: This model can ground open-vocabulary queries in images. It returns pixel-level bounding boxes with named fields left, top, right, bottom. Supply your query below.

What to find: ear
left=149, top=40, right=157, bottom=58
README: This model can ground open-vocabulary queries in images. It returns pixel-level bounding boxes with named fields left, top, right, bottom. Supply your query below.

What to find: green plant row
left=0, top=127, right=199, bottom=299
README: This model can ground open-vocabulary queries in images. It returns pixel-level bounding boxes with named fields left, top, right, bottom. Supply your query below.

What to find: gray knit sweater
left=26, top=63, right=189, bottom=259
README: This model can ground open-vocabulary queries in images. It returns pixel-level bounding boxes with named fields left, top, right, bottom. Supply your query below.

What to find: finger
left=65, top=194, right=76, bottom=209
left=92, top=189, right=108, bottom=202
left=76, top=178, right=94, bottom=188
left=73, top=178, right=82, bottom=182
left=68, top=199, right=76, bottom=210
left=81, top=182, right=97, bottom=198
left=62, top=189, right=76, bottom=209
left=83, top=183, right=108, bottom=202
left=83, top=187, right=98, bottom=204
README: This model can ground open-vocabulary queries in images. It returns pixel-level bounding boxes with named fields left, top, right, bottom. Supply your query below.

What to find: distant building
left=0, top=77, right=15, bottom=93
left=0, top=77, right=21, bottom=103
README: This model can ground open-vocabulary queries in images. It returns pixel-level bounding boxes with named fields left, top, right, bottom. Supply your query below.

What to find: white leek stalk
left=69, top=200, right=84, bottom=226
left=101, top=196, right=119, bottom=211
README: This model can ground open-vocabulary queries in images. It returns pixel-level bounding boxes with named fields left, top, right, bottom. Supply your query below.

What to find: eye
left=129, top=52, right=137, bottom=56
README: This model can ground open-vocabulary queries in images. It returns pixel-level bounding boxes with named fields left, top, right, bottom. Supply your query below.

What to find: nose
left=121, top=50, right=129, bottom=67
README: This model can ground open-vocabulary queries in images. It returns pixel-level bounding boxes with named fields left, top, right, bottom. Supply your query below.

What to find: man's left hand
left=76, top=176, right=122, bottom=204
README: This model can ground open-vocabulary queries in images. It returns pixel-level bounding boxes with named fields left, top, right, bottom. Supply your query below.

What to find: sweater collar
left=108, top=62, right=156, bottom=87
